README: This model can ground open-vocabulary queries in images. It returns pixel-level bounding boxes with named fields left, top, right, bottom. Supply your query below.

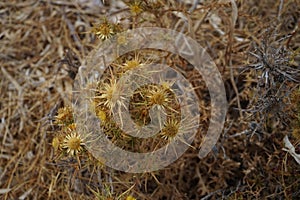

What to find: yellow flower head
left=92, top=20, right=114, bottom=40
left=114, top=53, right=150, bottom=75
left=147, top=85, right=172, bottom=107
left=128, top=1, right=144, bottom=15
left=161, top=118, right=180, bottom=140
left=95, top=78, right=123, bottom=110
left=62, top=131, right=85, bottom=156
left=123, top=57, right=143, bottom=72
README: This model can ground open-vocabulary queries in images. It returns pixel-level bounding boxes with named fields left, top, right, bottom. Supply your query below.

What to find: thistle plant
left=244, top=27, right=300, bottom=129
left=88, top=50, right=183, bottom=150
left=52, top=108, right=86, bottom=158
left=44, top=0, right=300, bottom=198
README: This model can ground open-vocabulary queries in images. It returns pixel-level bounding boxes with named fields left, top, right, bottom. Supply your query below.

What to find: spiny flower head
left=113, top=53, right=148, bottom=74
left=123, top=57, right=143, bottom=72
left=55, top=106, right=73, bottom=125
left=161, top=118, right=180, bottom=140
left=62, top=128, right=85, bottom=156
left=95, top=78, right=124, bottom=110
left=91, top=19, right=115, bottom=40
left=147, top=84, right=172, bottom=107
left=127, top=1, right=144, bottom=15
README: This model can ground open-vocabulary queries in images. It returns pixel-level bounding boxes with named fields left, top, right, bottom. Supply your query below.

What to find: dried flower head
left=147, top=84, right=173, bottom=108
left=55, top=106, right=73, bottom=125
left=92, top=19, right=114, bottom=40
left=244, top=28, right=300, bottom=128
left=95, top=78, right=124, bottom=110
left=113, top=52, right=153, bottom=75
left=62, top=131, right=85, bottom=156
left=122, top=57, right=143, bottom=72
left=127, top=1, right=144, bottom=15
left=161, top=118, right=180, bottom=140
left=248, top=29, right=299, bottom=87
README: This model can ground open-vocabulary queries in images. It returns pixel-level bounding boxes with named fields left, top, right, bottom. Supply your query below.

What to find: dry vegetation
left=0, top=0, right=300, bottom=199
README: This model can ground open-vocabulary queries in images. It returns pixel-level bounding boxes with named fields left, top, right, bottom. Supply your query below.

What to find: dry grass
left=0, top=0, right=299, bottom=199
